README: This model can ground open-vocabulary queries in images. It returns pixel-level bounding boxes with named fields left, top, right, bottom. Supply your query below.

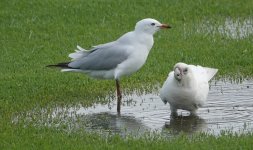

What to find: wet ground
left=196, top=18, right=253, bottom=39
left=13, top=79, right=253, bottom=137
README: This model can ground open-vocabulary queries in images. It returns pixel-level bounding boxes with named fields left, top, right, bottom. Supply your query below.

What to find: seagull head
left=173, top=62, right=190, bottom=81
left=135, top=18, right=171, bottom=35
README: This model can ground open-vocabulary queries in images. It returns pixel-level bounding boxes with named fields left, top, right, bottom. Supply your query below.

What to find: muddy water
left=13, top=79, right=253, bottom=136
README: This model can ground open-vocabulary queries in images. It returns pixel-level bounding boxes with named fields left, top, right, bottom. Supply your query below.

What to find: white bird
left=160, top=62, right=218, bottom=116
left=48, top=18, right=171, bottom=113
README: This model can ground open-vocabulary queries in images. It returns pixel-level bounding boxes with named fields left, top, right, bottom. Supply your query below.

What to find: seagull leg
left=170, top=105, right=178, bottom=117
left=116, top=79, right=122, bottom=113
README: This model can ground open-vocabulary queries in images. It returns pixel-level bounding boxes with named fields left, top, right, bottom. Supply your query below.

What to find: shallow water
left=196, top=18, right=253, bottom=39
left=13, top=79, right=253, bottom=137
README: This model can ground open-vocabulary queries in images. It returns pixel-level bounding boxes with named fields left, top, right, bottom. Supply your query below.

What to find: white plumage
left=61, top=18, right=170, bottom=80
left=159, top=62, right=218, bottom=116
left=48, top=18, right=171, bottom=112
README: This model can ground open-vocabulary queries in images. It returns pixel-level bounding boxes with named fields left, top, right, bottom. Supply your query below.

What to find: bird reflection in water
left=84, top=112, right=150, bottom=137
left=163, top=114, right=207, bottom=135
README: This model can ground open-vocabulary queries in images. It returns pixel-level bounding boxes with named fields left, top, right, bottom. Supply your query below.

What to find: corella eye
left=183, top=68, right=188, bottom=73
left=151, top=23, right=155, bottom=26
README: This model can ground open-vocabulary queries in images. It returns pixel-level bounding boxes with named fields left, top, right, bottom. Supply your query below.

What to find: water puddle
left=13, top=79, right=253, bottom=137
left=196, top=18, right=253, bottom=39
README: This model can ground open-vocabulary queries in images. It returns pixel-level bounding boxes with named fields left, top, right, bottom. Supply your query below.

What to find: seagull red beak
left=159, top=24, right=171, bottom=29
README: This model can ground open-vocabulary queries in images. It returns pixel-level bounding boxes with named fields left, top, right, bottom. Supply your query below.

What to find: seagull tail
left=46, top=62, right=82, bottom=73
left=46, top=62, right=71, bottom=69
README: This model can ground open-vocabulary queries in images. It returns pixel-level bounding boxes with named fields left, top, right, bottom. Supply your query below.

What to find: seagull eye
left=183, top=68, right=188, bottom=73
left=151, top=23, right=155, bottom=26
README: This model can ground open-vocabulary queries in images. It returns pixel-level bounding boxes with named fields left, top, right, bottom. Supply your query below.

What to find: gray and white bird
left=160, top=62, right=218, bottom=116
left=48, top=18, right=171, bottom=112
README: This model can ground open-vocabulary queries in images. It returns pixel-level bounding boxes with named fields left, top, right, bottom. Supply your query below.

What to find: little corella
left=160, top=62, right=218, bottom=116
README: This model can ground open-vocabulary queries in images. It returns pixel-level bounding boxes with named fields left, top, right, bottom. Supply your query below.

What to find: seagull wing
left=68, top=41, right=131, bottom=70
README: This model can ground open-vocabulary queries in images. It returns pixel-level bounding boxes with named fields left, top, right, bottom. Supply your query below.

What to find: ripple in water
left=13, top=79, right=253, bottom=137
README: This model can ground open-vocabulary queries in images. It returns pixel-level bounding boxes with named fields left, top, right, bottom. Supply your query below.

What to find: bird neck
left=135, top=31, right=154, bottom=51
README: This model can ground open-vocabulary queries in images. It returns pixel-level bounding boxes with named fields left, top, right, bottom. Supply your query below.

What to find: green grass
left=1, top=125, right=253, bottom=149
left=1, top=0, right=253, bottom=149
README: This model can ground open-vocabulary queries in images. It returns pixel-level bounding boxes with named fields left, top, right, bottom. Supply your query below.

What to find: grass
left=1, top=0, right=253, bottom=149
left=1, top=125, right=253, bottom=149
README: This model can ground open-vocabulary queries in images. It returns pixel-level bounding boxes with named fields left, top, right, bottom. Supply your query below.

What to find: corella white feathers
left=48, top=18, right=171, bottom=112
left=160, top=62, right=218, bottom=116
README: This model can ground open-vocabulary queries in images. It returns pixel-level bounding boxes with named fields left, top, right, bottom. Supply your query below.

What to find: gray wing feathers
left=68, top=45, right=91, bottom=61
left=69, top=42, right=117, bottom=61
left=68, top=43, right=129, bottom=70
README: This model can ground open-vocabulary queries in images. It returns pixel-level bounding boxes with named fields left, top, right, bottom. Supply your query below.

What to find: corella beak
left=174, top=67, right=182, bottom=81
left=180, top=70, right=183, bottom=75
left=158, top=24, right=171, bottom=29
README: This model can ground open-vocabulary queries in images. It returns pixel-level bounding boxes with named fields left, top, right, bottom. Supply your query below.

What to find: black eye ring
left=183, top=68, right=188, bottom=72
left=151, top=23, right=155, bottom=26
